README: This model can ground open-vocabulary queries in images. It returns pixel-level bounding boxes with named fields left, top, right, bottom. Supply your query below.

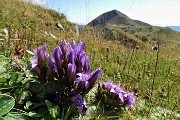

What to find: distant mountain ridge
left=87, top=9, right=151, bottom=28
left=76, top=23, right=85, bottom=29
left=167, top=26, right=180, bottom=32
left=86, top=9, right=180, bottom=49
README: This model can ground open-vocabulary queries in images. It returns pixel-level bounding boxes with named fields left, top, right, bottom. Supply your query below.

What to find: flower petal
left=53, top=47, right=62, bottom=64
left=88, top=68, right=102, bottom=84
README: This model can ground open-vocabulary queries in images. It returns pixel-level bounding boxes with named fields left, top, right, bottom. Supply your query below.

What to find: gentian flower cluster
left=28, top=40, right=102, bottom=112
left=96, top=81, right=136, bottom=109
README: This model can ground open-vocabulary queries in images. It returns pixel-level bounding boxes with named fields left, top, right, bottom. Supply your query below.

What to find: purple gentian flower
left=67, top=63, right=76, bottom=83
left=47, top=56, right=55, bottom=75
left=88, top=68, right=102, bottom=84
left=70, top=88, right=78, bottom=96
left=75, top=68, right=102, bottom=94
left=71, top=95, right=85, bottom=111
left=27, top=45, right=47, bottom=69
left=124, top=93, right=136, bottom=109
left=34, top=45, right=47, bottom=63
left=84, top=68, right=102, bottom=93
left=71, top=40, right=85, bottom=56
left=102, top=81, right=117, bottom=90
left=77, top=52, right=86, bottom=72
left=27, top=45, right=49, bottom=81
left=71, top=39, right=76, bottom=49
left=32, top=45, right=49, bottom=72
left=110, top=86, right=125, bottom=102
left=83, top=59, right=90, bottom=73
left=74, top=73, right=90, bottom=89
left=30, top=58, right=38, bottom=69
left=34, top=66, right=41, bottom=78
left=60, top=40, right=69, bottom=55
left=53, top=47, right=62, bottom=69
left=102, top=81, right=136, bottom=106
left=67, top=50, right=76, bottom=64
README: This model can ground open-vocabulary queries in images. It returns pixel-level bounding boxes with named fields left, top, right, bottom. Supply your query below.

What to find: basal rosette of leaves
left=27, top=40, right=102, bottom=118
left=94, top=81, right=136, bottom=115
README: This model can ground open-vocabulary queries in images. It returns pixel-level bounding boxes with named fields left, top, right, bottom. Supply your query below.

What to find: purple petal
left=34, top=66, right=41, bottom=76
left=77, top=105, right=83, bottom=111
left=60, top=40, right=69, bottom=55
left=48, top=56, right=55, bottom=68
left=71, top=95, right=85, bottom=112
left=71, top=39, right=76, bottom=49
left=47, top=56, right=55, bottom=75
left=37, top=45, right=47, bottom=62
left=110, top=88, right=116, bottom=93
left=102, top=81, right=117, bottom=90
left=68, top=50, right=76, bottom=64
left=74, top=73, right=90, bottom=83
left=70, top=88, right=78, bottom=96
left=53, top=47, right=62, bottom=64
left=76, top=41, right=85, bottom=54
left=74, top=77, right=83, bottom=82
left=78, top=95, right=83, bottom=101
left=85, top=81, right=89, bottom=90
left=77, top=52, right=86, bottom=72
left=125, top=93, right=136, bottom=109
left=31, top=58, right=38, bottom=68
left=71, top=96, right=77, bottom=102
left=33, top=45, right=47, bottom=57
left=84, top=59, right=90, bottom=73
left=67, top=63, right=76, bottom=82
left=118, top=93, right=124, bottom=102
left=26, top=63, right=32, bottom=70
left=88, top=68, right=102, bottom=84
left=102, top=81, right=111, bottom=89
left=114, top=86, right=125, bottom=94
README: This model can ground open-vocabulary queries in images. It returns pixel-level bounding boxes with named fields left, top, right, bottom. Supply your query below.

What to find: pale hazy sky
left=29, top=0, right=180, bottom=26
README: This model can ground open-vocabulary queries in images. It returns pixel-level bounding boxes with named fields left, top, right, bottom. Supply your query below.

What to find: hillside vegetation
left=0, top=1, right=180, bottom=120
left=0, top=0, right=78, bottom=52
left=87, top=9, right=180, bottom=54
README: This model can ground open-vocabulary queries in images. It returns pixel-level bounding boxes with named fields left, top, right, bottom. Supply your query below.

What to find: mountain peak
left=87, top=9, right=151, bottom=27
left=106, top=9, right=127, bottom=17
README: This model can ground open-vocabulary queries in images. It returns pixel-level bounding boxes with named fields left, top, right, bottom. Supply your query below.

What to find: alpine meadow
left=0, top=0, right=180, bottom=120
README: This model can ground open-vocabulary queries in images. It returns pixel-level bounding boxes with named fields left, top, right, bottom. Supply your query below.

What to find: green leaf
left=44, top=81, right=66, bottom=93
left=24, top=101, right=31, bottom=110
left=61, top=108, right=65, bottom=120
left=28, top=112, right=36, bottom=116
left=8, top=72, right=19, bottom=86
left=45, top=100, right=52, bottom=110
left=21, top=78, right=29, bottom=85
left=0, top=56, right=8, bottom=77
left=0, top=94, right=15, bottom=116
left=49, top=105, right=60, bottom=118
left=10, top=73, right=18, bottom=81
left=0, top=78, right=7, bottom=83
left=64, top=106, right=72, bottom=120
left=4, top=112, right=26, bottom=120
left=45, top=101, right=60, bottom=118
left=61, top=106, right=73, bottom=120
left=38, top=88, right=45, bottom=98
left=0, top=55, right=7, bottom=61
left=16, top=74, right=23, bottom=83
left=29, top=82, right=42, bottom=92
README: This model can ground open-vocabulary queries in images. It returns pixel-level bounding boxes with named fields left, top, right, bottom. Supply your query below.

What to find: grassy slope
left=0, top=0, right=179, bottom=119
left=79, top=31, right=180, bottom=119
left=86, top=9, right=180, bottom=56
left=0, top=0, right=78, bottom=52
